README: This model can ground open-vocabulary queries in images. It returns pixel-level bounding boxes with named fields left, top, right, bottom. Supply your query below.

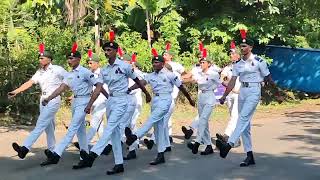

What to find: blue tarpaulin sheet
left=265, top=45, right=320, bottom=93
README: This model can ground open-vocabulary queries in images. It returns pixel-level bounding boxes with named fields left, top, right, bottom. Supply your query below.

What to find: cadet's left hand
left=145, top=93, right=152, bottom=103
left=84, top=105, right=92, bottom=114
left=189, top=99, right=196, bottom=107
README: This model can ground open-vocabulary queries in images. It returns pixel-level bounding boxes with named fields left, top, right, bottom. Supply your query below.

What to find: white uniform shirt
left=129, top=68, right=145, bottom=95
left=221, top=64, right=241, bottom=92
left=31, top=63, right=67, bottom=98
left=144, top=68, right=182, bottom=94
left=191, top=64, right=221, bottom=80
left=101, top=58, right=137, bottom=94
left=63, top=65, right=100, bottom=96
left=232, top=54, right=270, bottom=83
left=193, top=69, right=221, bottom=92
left=92, top=68, right=108, bottom=106
left=167, top=61, right=185, bottom=99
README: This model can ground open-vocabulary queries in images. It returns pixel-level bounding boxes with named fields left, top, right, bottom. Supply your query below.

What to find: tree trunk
left=73, top=0, right=78, bottom=36
left=94, top=7, right=100, bottom=52
left=146, top=10, right=152, bottom=49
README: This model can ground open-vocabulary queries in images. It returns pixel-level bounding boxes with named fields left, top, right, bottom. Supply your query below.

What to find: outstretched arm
left=8, top=80, right=34, bottom=98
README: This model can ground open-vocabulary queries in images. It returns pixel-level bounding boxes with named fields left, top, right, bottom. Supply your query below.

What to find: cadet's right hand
left=219, top=96, right=226, bottom=105
left=189, top=99, right=196, bottom=107
left=42, top=98, right=49, bottom=106
left=84, top=104, right=92, bottom=114
left=7, top=91, right=17, bottom=99
left=145, top=93, right=152, bottom=103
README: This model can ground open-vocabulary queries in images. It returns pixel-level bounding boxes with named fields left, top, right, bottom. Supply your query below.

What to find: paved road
left=1, top=109, right=320, bottom=180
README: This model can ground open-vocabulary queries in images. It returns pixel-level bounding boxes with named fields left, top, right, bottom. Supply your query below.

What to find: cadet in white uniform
left=144, top=50, right=186, bottom=151
left=217, top=30, right=283, bottom=167
left=125, top=52, right=195, bottom=165
left=79, top=41, right=151, bottom=175
left=73, top=53, right=108, bottom=150
left=216, top=43, right=241, bottom=146
left=183, top=49, right=221, bottom=155
left=181, top=56, right=221, bottom=139
left=9, top=45, right=66, bottom=161
left=40, top=48, right=103, bottom=169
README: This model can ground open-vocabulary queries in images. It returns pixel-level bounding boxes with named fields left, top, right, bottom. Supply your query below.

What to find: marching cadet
left=121, top=53, right=143, bottom=160
left=9, top=43, right=67, bottom=160
left=216, top=41, right=241, bottom=147
left=183, top=48, right=221, bottom=155
left=40, top=43, right=105, bottom=169
left=217, top=29, right=283, bottom=166
left=181, top=43, right=221, bottom=139
left=73, top=51, right=109, bottom=151
left=125, top=48, right=195, bottom=165
left=144, top=43, right=186, bottom=151
left=79, top=33, right=151, bottom=175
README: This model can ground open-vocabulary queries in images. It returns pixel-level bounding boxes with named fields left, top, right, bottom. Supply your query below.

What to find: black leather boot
left=216, top=139, right=232, bottom=158
left=79, top=150, right=98, bottom=167
left=143, top=139, right=154, bottom=150
left=200, top=145, right=214, bottom=155
left=101, top=144, right=112, bottom=156
left=40, top=150, right=60, bottom=166
left=12, top=142, right=29, bottom=159
left=123, top=150, right=136, bottom=160
left=106, top=164, right=124, bottom=175
left=150, top=152, right=165, bottom=165
left=181, top=126, right=193, bottom=139
left=240, top=151, right=255, bottom=167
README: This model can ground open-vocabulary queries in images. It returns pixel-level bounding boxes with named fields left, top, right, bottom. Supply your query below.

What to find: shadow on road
left=1, top=142, right=319, bottom=180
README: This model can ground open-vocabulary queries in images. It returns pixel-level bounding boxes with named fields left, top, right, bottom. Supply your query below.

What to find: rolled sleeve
left=31, top=71, right=40, bottom=84
left=259, top=60, right=270, bottom=77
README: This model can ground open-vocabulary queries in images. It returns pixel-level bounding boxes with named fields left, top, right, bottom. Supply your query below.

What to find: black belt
left=200, top=90, right=214, bottom=93
left=241, top=82, right=260, bottom=88
left=74, top=94, right=91, bottom=98
left=154, top=93, right=171, bottom=96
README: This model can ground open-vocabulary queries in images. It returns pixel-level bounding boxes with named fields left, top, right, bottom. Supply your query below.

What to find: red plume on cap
left=71, top=42, right=78, bottom=54
left=151, top=48, right=158, bottom=57
left=130, top=53, right=137, bottom=64
left=165, top=42, right=171, bottom=52
left=39, top=43, right=45, bottom=55
left=199, top=41, right=204, bottom=52
left=109, top=31, right=115, bottom=42
left=230, top=40, right=236, bottom=49
left=88, top=49, right=93, bottom=60
left=117, top=47, right=124, bottom=58
left=202, top=48, right=207, bottom=59
left=240, top=29, right=247, bottom=42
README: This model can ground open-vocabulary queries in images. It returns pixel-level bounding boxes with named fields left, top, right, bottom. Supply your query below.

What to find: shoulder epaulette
left=254, top=56, right=263, bottom=62
left=233, top=59, right=241, bottom=64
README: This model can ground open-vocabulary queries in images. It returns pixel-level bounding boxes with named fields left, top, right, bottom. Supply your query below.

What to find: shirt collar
left=73, top=65, right=81, bottom=72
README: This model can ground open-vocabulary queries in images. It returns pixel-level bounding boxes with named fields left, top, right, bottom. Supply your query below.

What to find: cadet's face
left=104, top=47, right=117, bottom=59
left=163, top=53, right=172, bottom=62
left=200, top=60, right=210, bottom=71
left=39, top=56, right=50, bottom=67
left=152, top=60, right=164, bottom=72
left=240, top=44, right=252, bottom=55
left=88, top=61, right=99, bottom=71
left=67, top=57, right=80, bottom=68
left=229, top=52, right=240, bottom=62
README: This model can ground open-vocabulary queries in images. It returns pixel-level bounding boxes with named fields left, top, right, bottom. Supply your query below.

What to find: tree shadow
left=1, top=145, right=319, bottom=180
